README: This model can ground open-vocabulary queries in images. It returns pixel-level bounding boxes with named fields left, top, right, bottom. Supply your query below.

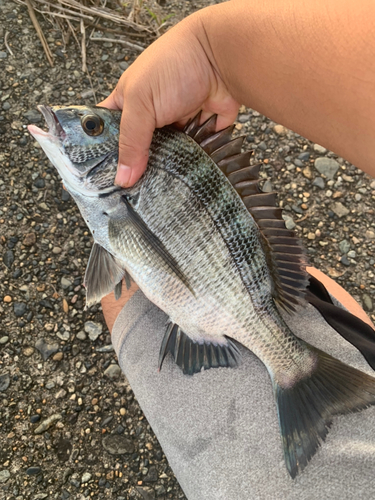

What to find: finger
left=114, top=95, right=156, bottom=187
left=98, top=88, right=122, bottom=111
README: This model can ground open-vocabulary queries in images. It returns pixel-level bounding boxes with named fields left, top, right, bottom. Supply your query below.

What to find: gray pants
left=112, top=291, right=375, bottom=500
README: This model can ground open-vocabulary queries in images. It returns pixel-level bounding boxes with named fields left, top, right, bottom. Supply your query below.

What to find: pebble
left=3, top=295, right=12, bottom=303
left=33, top=494, right=48, bottom=500
left=34, top=178, right=45, bottom=189
left=143, top=466, right=158, bottom=482
left=96, top=345, right=114, bottom=353
left=313, top=143, right=327, bottom=154
left=26, top=466, right=41, bottom=475
left=61, top=188, right=71, bottom=201
left=4, top=250, right=14, bottom=268
left=363, top=294, right=373, bottom=312
left=102, top=434, right=134, bottom=455
left=0, top=52, right=7, bottom=59
left=84, top=321, right=102, bottom=341
left=347, top=250, right=356, bottom=259
left=35, top=338, right=59, bottom=360
left=13, top=302, right=27, bottom=317
left=0, top=336, right=9, bottom=344
left=331, top=202, right=349, bottom=218
left=119, top=61, right=129, bottom=71
left=53, top=352, right=63, bottom=361
left=136, top=486, right=155, bottom=500
left=314, top=157, right=339, bottom=179
left=23, top=346, right=34, bottom=357
left=262, top=180, right=273, bottom=193
left=340, top=256, right=351, bottom=266
left=23, top=232, right=36, bottom=246
left=2, top=101, right=10, bottom=111
left=339, top=240, right=350, bottom=254
left=61, top=277, right=72, bottom=289
left=283, top=215, right=296, bottom=230
left=0, top=373, right=10, bottom=392
left=365, top=230, right=375, bottom=240
left=104, top=364, right=121, bottom=379
left=52, top=247, right=62, bottom=254
left=76, top=331, right=86, bottom=341
left=34, top=414, right=62, bottom=434
left=312, top=177, right=325, bottom=189
left=273, top=124, right=286, bottom=135
left=81, top=472, right=92, bottom=483
left=24, top=109, right=42, bottom=123
left=302, top=166, right=313, bottom=179
left=0, top=470, right=10, bottom=483
left=57, top=331, right=70, bottom=341
left=30, top=415, right=41, bottom=423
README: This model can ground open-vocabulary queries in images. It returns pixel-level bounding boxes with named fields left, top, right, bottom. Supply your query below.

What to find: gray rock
left=0, top=373, right=10, bottom=392
left=0, top=336, right=9, bottom=344
left=298, top=152, right=310, bottom=162
left=35, top=338, right=59, bottom=360
left=13, top=302, right=27, bottom=317
left=283, top=215, right=296, bottom=230
left=312, top=177, right=325, bottom=189
left=84, top=321, right=102, bottom=341
left=0, top=52, right=7, bottom=59
left=262, top=180, right=273, bottom=193
left=102, top=434, right=134, bottom=455
left=4, top=250, right=14, bottom=268
left=119, top=61, right=129, bottom=71
left=136, top=486, right=155, bottom=500
left=2, top=101, right=10, bottom=111
left=347, top=250, right=356, bottom=259
left=338, top=240, right=350, bottom=254
left=56, top=330, right=70, bottom=341
left=45, top=381, right=55, bottom=389
left=81, top=472, right=92, bottom=483
left=61, top=277, right=72, bottom=289
left=24, top=109, right=42, bottom=123
left=313, top=143, right=327, bottom=154
left=363, top=294, right=373, bottom=312
left=104, top=363, right=121, bottom=379
left=96, top=344, right=114, bottom=353
left=314, top=157, right=339, bottom=179
left=0, top=469, right=10, bottom=483
left=331, top=202, right=350, bottom=218
left=34, top=414, right=62, bottom=434
left=26, top=466, right=41, bottom=475
left=76, top=331, right=86, bottom=341
left=143, top=466, right=158, bottom=482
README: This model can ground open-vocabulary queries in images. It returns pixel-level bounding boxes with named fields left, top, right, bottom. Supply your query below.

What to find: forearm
left=198, top=0, right=375, bottom=176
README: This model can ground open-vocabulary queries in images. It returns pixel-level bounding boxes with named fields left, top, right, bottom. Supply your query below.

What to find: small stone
left=96, top=345, right=114, bottom=353
left=23, top=346, right=34, bottom=357
left=24, top=109, right=42, bottom=123
left=347, top=250, right=356, bottom=259
left=119, top=408, right=126, bottom=416
left=307, top=233, right=315, bottom=240
left=3, top=296, right=12, bottom=303
left=155, top=485, right=166, bottom=496
left=26, top=466, right=41, bottom=475
left=273, top=124, right=286, bottom=135
left=143, top=466, right=158, bottom=482
left=81, top=472, right=92, bottom=483
left=340, top=256, right=351, bottom=266
left=136, top=486, right=155, bottom=500
left=34, top=414, right=62, bottom=434
left=332, top=191, right=343, bottom=199
left=0, top=52, right=7, bottom=59
left=0, top=470, right=10, bottom=483
left=313, top=143, right=327, bottom=154
left=298, top=152, right=310, bottom=162
left=52, top=247, right=62, bottom=254
left=35, top=338, right=59, bottom=360
left=339, top=240, right=350, bottom=254
left=262, top=180, right=273, bottom=193
left=102, top=434, right=134, bottom=455
left=23, top=232, right=36, bottom=246
left=53, top=352, right=63, bottom=361
left=76, top=331, right=86, bottom=341
left=61, top=189, right=71, bottom=202
left=0, top=336, right=9, bottom=344
left=302, top=166, right=313, bottom=179
left=4, top=250, right=14, bottom=268
left=331, top=202, right=350, bottom=218
left=61, top=277, right=72, bottom=289
left=30, top=415, right=41, bottom=423
left=312, top=177, right=325, bottom=189
left=57, top=331, right=70, bottom=341
left=363, top=294, right=373, bottom=312
left=314, top=157, right=339, bottom=179
left=119, top=61, right=129, bottom=71
left=0, top=373, right=10, bottom=392
left=365, top=230, right=375, bottom=240
left=46, top=381, right=55, bottom=389
left=14, top=302, right=27, bottom=317
left=342, top=174, right=354, bottom=183
left=84, top=321, right=102, bottom=341
left=2, top=101, right=10, bottom=111
left=33, top=494, right=48, bottom=500
left=34, top=178, right=45, bottom=189
left=104, top=364, right=121, bottom=380
left=283, top=215, right=296, bottom=230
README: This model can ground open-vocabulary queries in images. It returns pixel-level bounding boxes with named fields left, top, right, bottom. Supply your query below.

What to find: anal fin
left=159, top=322, right=241, bottom=375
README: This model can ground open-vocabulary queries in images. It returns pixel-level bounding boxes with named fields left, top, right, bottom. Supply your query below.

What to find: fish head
left=28, top=105, right=121, bottom=197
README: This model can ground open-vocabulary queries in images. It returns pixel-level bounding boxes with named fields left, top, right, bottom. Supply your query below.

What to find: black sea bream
left=28, top=105, right=375, bottom=478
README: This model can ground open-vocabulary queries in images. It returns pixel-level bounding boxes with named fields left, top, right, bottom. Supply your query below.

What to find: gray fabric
left=112, top=291, right=375, bottom=500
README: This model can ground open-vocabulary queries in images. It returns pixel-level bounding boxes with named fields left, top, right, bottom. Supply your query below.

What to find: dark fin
left=306, top=274, right=375, bottom=372
left=184, top=112, right=309, bottom=312
left=114, top=281, right=122, bottom=301
left=109, top=197, right=193, bottom=294
left=84, top=243, right=125, bottom=306
left=158, top=322, right=241, bottom=375
left=274, top=346, right=375, bottom=478
left=124, top=269, right=133, bottom=290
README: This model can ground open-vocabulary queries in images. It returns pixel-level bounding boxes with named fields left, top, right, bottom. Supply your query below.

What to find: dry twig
left=89, top=35, right=145, bottom=52
left=4, top=32, right=14, bottom=57
left=25, top=0, right=54, bottom=66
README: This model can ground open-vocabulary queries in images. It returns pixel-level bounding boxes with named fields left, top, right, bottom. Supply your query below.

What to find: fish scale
left=28, top=104, right=375, bottom=479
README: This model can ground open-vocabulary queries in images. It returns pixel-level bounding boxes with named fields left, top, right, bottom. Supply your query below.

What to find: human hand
left=99, top=9, right=239, bottom=187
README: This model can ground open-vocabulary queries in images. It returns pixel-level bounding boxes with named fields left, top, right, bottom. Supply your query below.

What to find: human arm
left=101, top=0, right=375, bottom=186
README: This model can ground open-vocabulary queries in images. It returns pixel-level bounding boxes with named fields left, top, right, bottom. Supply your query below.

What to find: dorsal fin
left=183, top=114, right=308, bottom=312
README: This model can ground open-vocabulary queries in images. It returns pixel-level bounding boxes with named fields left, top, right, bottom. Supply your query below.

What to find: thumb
left=100, top=89, right=156, bottom=187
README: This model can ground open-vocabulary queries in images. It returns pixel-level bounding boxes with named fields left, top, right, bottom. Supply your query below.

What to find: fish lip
left=37, top=105, right=66, bottom=141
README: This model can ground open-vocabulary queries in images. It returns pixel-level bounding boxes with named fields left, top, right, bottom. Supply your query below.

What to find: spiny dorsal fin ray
left=184, top=112, right=309, bottom=312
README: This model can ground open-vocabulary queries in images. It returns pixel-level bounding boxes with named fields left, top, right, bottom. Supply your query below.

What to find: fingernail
left=115, top=164, right=131, bottom=187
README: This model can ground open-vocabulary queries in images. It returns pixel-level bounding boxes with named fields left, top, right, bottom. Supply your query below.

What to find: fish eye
left=81, top=115, right=104, bottom=136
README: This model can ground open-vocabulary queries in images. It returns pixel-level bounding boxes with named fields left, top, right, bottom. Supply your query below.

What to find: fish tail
left=273, top=346, right=375, bottom=479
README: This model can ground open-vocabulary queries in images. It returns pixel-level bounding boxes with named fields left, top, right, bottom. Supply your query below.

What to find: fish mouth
left=28, top=105, right=66, bottom=142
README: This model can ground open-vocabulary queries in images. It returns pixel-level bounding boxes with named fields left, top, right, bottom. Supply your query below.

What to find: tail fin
left=273, top=347, right=375, bottom=478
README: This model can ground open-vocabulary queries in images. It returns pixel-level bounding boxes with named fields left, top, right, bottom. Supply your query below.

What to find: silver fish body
left=28, top=105, right=375, bottom=478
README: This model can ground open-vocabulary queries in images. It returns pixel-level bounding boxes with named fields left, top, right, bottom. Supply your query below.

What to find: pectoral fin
left=84, top=243, right=126, bottom=306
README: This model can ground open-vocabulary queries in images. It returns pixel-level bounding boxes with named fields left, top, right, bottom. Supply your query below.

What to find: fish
left=28, top=105, right=375, bottom=478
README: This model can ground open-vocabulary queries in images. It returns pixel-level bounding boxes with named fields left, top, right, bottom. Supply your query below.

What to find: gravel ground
left=0, top=1, right=374, bottom=499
